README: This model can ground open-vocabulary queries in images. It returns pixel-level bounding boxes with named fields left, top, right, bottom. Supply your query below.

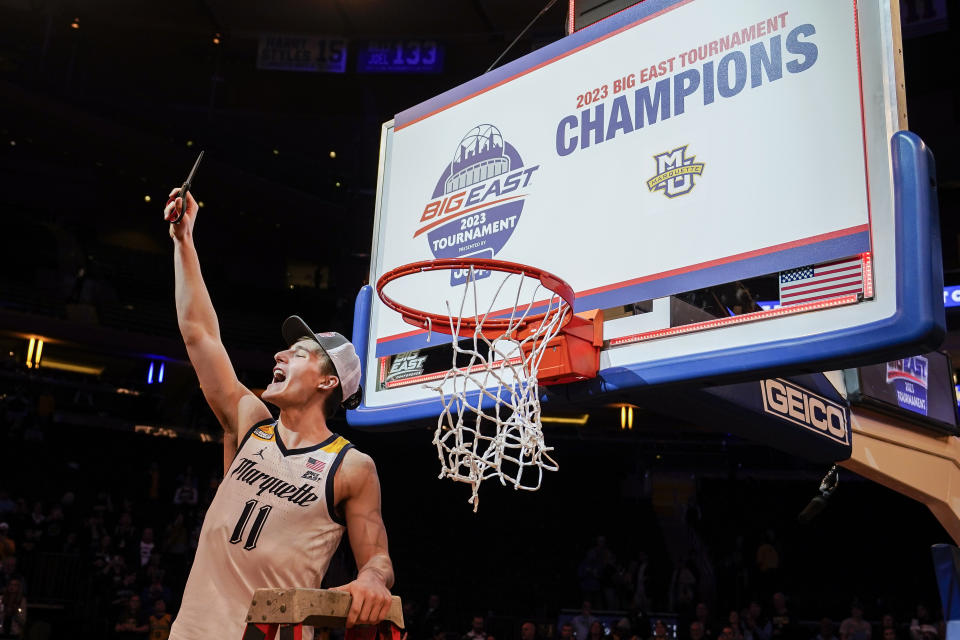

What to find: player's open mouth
left=272, top=368, right=286, bottom=383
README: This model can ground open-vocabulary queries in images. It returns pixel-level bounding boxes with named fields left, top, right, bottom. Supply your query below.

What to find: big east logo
left=414, top=124, right=539, bottom=285
left=886, top=356, right=929, bottom=416
left=385, top=351, right=427, bottom=384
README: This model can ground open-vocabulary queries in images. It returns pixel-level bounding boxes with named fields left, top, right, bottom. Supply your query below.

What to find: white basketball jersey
left=170, top=419, right=353, bottom=640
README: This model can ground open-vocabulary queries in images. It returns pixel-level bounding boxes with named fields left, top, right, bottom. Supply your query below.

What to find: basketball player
left=163, top=190, right=393, bottom=639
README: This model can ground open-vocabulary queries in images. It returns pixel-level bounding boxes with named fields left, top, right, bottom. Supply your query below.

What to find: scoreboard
left=356, top=40, right=445, bottom=73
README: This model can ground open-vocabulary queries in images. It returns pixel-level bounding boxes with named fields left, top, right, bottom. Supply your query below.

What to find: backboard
left=347, top=0, right=944, bottom=427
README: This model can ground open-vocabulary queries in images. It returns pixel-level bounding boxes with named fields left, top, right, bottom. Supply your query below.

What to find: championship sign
left=373, top=0, right=871, bottom=357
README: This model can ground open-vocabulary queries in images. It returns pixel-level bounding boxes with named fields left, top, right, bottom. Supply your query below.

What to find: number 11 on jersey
left=230, top=499, right=272, bottom=550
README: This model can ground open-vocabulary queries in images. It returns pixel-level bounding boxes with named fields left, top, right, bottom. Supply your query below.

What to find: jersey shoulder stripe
left=324, top=440, right=355, bottom=526
left=321, top=436, right=351, bottom=455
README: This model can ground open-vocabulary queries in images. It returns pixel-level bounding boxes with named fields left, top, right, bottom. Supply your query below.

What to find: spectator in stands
left=880, top=615, right=899, bottom=640
left=138, top=528, right=155, bottom=568
left=114, top=593, right=149, bottom=639
left=649, top=620, right=668, bottom=640
left=92, top=534, right=114, bottom=571
left=0, top=557, right=24, bottom=593
left=589, top=621, right=607, bottom=640
left=83, top=513, right=108, bottom=552
left=0, top=494, right=14, bottom=519
left=612, top=618, right=638, bottom=640
left=141, top=574, right=173, bottom=611
left=0, top=524, right=14, bottom=562
left=43, top=504, right=65, bottom=551
left=572, top=602, right=598, bottom=640
left=755, top=531, right=780, bottom=596
left=145, top=462, right=162, bottom=503
left=840, top=602, right=871, bottom=640
left=743, top=601, right=771, bottom=640
left=0, top=577, right=27, bottom=638
left=114, top=512, right=138, bottom=562
left=21, top=504, right=44, bottom=554
left=464, top=615, right=492, bottom=640
left=422, top=594, right=446, bottom=637
left=7, top=503, right=27, bottom=549
left=111, top=570, right=140, bottom=611
left=727, top=611, right=745, bottom=640
left=813, top=619, right=838, bottom=640
left=149, top=599, right=172, bottom=640
left=401, top=601, right=420, bottom=640
left=162, top=515, right=188, bottom=558
left=559, top=623, right=575, bottom=640
left=583, top=536, right=617, bottom=608
left=521, top=621, right=540, bottom=640
left=770, top=593, right=795, bottom=640
left=909, top=605, right=940, bottom=640
left=173, top=477, right=198, bottom=507
left=28, top=502, right=44, bottom=530
left=631, top=552, right=650, bottom=611
left=62, top=531, right=80, bottom=554
left=670, top=558, right=697, bottom=618
left=691, top=621, right=706, bottom=640
left=695, top=603, right=714, bottom=640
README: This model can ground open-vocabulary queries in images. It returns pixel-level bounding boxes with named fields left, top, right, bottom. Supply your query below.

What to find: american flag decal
left=306, top=457, right=326, bottom=472
left=779, top=257, right=864, bottom=306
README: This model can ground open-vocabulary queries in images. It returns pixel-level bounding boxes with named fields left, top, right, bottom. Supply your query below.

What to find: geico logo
left=761, top=379, right=847, bottom=440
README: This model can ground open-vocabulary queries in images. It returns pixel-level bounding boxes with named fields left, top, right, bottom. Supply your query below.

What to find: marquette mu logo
left=647, top=145, right=705, bottom=198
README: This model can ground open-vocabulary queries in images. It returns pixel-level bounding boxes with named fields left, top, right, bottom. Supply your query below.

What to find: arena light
left=620, top=405, right=634, bottom=430
left=70, top=17, right=79, bottom=29
left=41, top=359, right=104, bottom=375
left=25, top=338, right=35, bottom=368
left=212, top=32, right=221, bottom=45
left=33, top=340, right=43, bottom=368
left=158, top=362, right=165, bottom=383
left=147, top=361, right=154, bottom=384
left=541, top=414, right=589, bottom=425
left=144, top=195, right=152, bottom=203
left=116, top=388, right=141, bottom=396
left=329, top=150, right=336, bottom=159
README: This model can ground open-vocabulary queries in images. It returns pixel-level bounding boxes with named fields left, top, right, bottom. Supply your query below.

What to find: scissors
left=166, top=151, right=204, bottom=224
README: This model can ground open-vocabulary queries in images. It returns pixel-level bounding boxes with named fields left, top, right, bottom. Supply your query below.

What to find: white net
left=426, top=266, right=567, bottom=511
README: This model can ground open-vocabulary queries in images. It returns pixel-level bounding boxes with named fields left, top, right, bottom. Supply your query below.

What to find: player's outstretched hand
left=330, top=573, right=393, bottom=628
left=163, top=188, right=199, bottom=240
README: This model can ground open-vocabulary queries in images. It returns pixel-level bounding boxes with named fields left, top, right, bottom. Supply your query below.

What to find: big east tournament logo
left=886, top=356, right=929, bottom=416
left=414, top=124, right=539, bottom=285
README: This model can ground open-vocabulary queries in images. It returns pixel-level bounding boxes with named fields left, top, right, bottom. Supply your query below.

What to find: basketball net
left=426, top=266, right=564, bottom=511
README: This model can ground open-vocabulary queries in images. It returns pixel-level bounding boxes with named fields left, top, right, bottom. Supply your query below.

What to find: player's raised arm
left=331, top=449, right=394, bottom=628
left=165, top=189, right=271, bottom=467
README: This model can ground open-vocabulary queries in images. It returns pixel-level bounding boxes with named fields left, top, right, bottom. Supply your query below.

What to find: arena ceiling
left=1, top=0, right=569, bottom=41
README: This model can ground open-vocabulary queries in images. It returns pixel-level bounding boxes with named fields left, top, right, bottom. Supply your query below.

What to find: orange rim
left=376, top=258, right=574, bottom=338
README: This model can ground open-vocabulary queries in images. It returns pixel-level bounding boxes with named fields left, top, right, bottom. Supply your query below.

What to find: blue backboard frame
left=347, top=131, right=944, bottom=427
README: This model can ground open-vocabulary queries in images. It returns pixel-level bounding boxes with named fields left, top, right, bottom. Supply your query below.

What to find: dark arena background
left=1, top=1, right=959, bottom=639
